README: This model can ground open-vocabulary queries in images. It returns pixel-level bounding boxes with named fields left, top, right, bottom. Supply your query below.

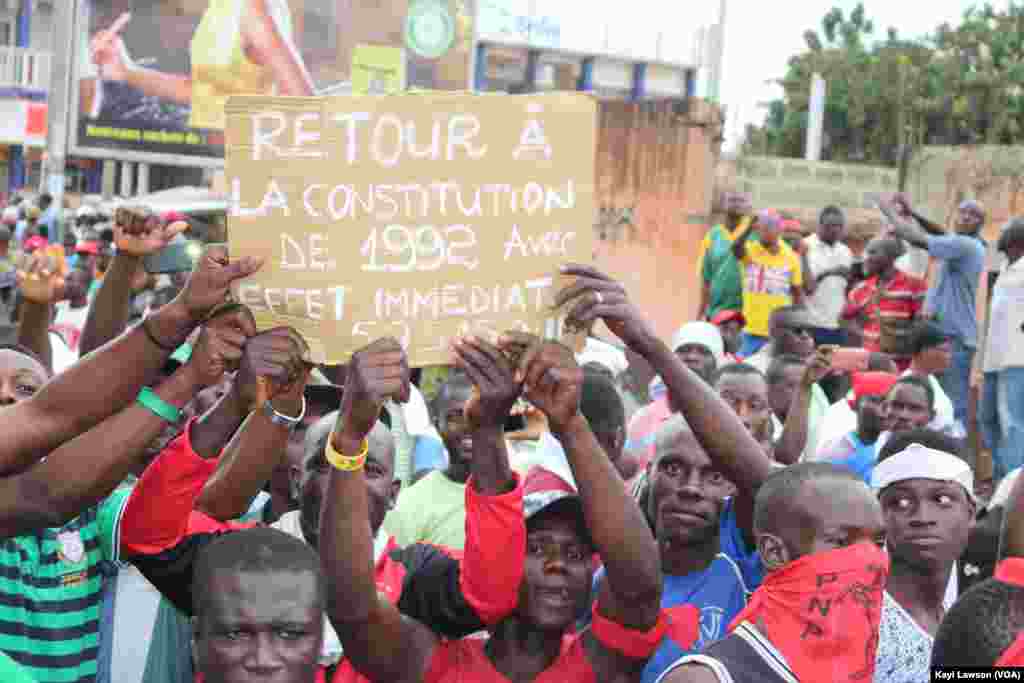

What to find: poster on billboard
left=225, top=91, right=597, bottom=365
left=70, top=0, right=477, bottom=167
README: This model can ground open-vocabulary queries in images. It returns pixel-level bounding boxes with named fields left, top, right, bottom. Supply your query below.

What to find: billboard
left=70, top=0, right=477, bottom=167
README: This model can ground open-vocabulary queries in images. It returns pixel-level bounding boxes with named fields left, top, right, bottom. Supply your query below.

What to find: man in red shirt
left=120, top=334, right=529, bottom=681
left=842, top=236, right=927, bottom=367
left=321, top=335, right=668, bottom=682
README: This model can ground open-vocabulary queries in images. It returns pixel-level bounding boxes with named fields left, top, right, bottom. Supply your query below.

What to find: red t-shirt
left=843, top=271, right=927, bottom=352
left=423, top=634, right=595, bottom=683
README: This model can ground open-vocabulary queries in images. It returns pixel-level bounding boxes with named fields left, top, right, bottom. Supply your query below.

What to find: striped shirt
left=0, top=487, right=130, bottom=683
left=843, top=271, right=927, bottom=351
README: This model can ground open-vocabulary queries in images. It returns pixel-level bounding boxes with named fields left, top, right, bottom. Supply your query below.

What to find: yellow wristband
left=325, top=431, right=369, bottom=472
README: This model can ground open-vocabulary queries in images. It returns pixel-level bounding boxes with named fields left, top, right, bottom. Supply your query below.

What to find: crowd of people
left=0, top=189, right=1017, bottom=683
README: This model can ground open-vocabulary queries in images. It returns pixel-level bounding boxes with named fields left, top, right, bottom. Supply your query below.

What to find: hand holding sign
left=555, top=264, right=660, bottom=358
left=498, top=332, right=581, bottom=434
left=452, top=336, right=520, bottom=432
left=334, top=337, right=410, bottom=454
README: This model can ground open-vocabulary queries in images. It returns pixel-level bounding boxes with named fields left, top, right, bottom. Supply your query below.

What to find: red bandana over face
left=995, top=558, right=1024, bottom=666
left=728, top=542, right=890, bottom=683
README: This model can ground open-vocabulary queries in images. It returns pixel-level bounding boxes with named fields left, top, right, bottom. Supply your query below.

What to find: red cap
left=711, top=309, right=746, bottom=327
left=76, top=241, right=99, bottom=255
left=161, top=211, right=187, bottom=223
left=23, top=236, right=47, bottom=251
left=851, top=372, right=900, bottom=401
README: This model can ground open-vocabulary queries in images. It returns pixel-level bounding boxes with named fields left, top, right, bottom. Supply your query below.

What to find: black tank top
left=657, top=622, right=798, bottom=683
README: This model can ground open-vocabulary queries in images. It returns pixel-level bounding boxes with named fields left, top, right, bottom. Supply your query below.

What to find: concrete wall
left=904, top=145, right=1024, bottom=262
left=592, top=100, right=720, bottom=343
left=728, top=156, right=898, bottom=213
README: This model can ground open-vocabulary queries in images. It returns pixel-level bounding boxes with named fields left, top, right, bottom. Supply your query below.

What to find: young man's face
left=856, top=395, right=888, bottom=439
left=436, top=385, right=474, bottom=468
left=298, top=432, right=398, bottom=549
left=864, top=239, right=895, bottom=277
left=648, top=432, right=733, bottom=547
left=763, top=478, right=885, bottom=569
left=518, top=510, right=593, bottom=631
left=818, top=215, right=846, bottom=244
left=718, top=320, right=743, bottom=354
left=0, top=349, right=48, bottom=407
left=879, top=478, right=974, bottom=574
left=885, top=384, right=933, bottom=433
left=675, top=343, right=716, bottom=383
left=716, top=373, right=774, bottom=446
left=768, top=364, right=804, bottom=421
left=195, top=569, right=323, bottom=683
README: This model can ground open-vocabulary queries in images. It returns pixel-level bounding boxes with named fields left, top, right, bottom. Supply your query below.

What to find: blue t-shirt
left=593, top=499, right=763, bottom=683
left=925, top=234, right=986, bottom=348
left=822, top=432, right=878, bottom=485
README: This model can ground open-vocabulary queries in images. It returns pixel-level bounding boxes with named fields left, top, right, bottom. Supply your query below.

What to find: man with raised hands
left=555, top=264, right=778, bottom=682
left=321, top=334, right=666, bottom=682
left=557, top=264, right=900, bottom=683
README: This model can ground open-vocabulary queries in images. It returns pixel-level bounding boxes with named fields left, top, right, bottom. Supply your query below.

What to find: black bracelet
left=141, top=316, right=176, bottom=352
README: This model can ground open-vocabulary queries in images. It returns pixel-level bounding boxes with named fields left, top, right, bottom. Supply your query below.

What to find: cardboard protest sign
left=225, top=92, right=596, bottom=366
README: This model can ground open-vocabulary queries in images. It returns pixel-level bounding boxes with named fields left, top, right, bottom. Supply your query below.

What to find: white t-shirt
left=54, top=300, right=90, bottom=335
left=813, top=393, right=857, bottom=458
left=990, top=468, right=1021, bottom=510
left=803, top=234, right=853, bottom=329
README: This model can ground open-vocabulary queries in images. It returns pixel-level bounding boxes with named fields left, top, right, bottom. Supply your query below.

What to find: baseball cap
left=1, top=207, right=17, bottom=225
left=671, top=322, right=725, bottom=367
left=851, top=371, right=899, bottom=402
left=710, top=309, right=745, bottom=327
left=23, top=235, right=46, bottom=251
left=523, top=466, right=587, bottom=541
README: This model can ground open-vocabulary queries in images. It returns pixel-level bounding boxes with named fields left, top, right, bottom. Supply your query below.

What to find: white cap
left=671, top=322, right=725, bottom=367
left=76, top=205, right=97, bottom=218
left=1, top=207, right=18, bottom=225
left=871, top=443, right=974, bottom=501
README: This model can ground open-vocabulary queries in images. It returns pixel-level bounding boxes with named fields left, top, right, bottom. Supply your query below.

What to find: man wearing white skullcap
left=871, top=430, right=976, bottom=683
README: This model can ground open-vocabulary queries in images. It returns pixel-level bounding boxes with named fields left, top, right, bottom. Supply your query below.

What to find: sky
left=718, top=0, right=1000, bottom=150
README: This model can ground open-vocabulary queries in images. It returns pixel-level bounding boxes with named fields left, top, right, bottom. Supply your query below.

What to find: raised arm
left=452, top=336, right=526, bottom=624
left=731, top=219, right=755, bottom=261
left=894, top=194, right=947, bottom=236
left=322, top=338, right=438, bottom=682
left=556, top=264, right=774, bottom=546
left=195, top=326, right=310, bottom=521
left=241, top=0, right=315, bottom=96
left=0, top=314, right=241, bottom=538
left=774, top=350, right=831, bottom=466
left=0, top=245, right=262, bottom=477
left=80, top=209, right=186, bottom=356
left=502, top=334, right=662, bottom=627
left=14, top=252, right=60, bottom=371
left=880, top=202, right=930, bottom=250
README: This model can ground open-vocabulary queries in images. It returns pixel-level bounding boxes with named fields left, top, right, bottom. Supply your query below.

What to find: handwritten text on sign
left=226, top=93, right=596, bottom=365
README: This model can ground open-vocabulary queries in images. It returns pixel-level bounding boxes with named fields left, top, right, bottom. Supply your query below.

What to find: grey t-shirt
left=925, top=234, right=986, bottom=348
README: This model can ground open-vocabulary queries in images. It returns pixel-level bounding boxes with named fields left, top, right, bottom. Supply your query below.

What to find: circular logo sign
left=405, top=0, right=456, bottom=60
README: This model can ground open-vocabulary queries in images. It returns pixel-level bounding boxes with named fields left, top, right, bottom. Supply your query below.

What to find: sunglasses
left=783, top=326, right=813, bottom=337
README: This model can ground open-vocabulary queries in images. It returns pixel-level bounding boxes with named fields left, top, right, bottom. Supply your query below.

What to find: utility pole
left=43, top=0, right=76, bottom=242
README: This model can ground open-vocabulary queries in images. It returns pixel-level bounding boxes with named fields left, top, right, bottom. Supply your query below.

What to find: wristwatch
left=262, top=396, right=306, bottom=430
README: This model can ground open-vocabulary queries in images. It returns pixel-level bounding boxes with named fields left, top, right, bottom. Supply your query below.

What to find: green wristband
left=137, top=387, right=182, bottom=423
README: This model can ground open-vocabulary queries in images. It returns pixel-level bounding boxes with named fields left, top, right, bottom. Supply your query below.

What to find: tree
left=742, top=2, right=1024, bottom=163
